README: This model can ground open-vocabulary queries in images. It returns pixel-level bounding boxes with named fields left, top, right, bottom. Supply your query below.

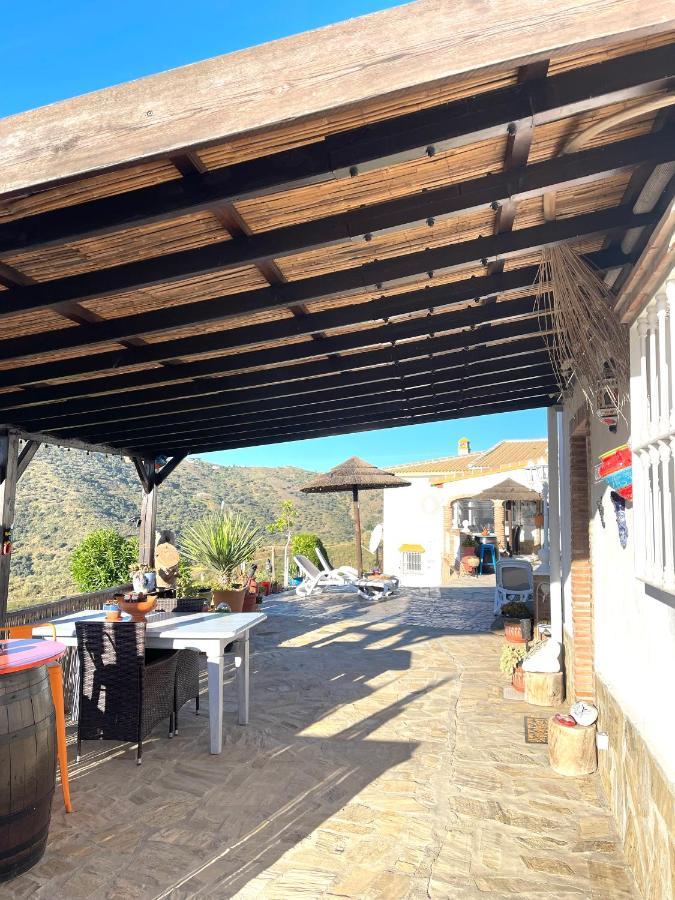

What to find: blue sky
left=2, top=0, right=547, bottom=470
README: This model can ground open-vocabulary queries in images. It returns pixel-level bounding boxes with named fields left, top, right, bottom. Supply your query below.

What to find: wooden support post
left=0, top=430, right=19, bottom=626
left=353, top=487, right=363, bottom=577
left=17, top=440, right=40, bottom=481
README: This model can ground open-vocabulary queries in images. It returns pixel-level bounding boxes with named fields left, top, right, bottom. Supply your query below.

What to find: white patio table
left=33, top=609, right=266, bottom=754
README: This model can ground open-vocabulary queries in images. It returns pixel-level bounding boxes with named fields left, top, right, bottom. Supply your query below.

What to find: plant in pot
left=499, top=643, right=528, bottom=692
left=500, top=600, right=533, bottom=643
left=181, top=512, right=263, bottom=613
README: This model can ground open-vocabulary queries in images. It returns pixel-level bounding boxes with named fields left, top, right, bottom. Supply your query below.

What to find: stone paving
left=3, top=582, right=638, bottom=899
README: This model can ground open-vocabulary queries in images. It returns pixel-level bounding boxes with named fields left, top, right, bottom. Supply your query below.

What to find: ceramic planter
left=504, top=618, right=529, bottom=644
left=118, top=594, right=157, bottom=621
left=242, top=587, right=257, bottom=613
left=212, top=588, right=246, bottom=613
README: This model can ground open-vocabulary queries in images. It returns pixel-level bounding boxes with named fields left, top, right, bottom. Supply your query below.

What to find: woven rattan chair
left=174, top=650, right=200, bottom=733
left=170, top=600, right=204, bottom=732
left=75, top=621, right=178, bottom=765
left=173, top=597, right=208, bottom=613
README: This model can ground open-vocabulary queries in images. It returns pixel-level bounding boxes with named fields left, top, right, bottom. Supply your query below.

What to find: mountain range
left=9, top=445, right=382, bottom=610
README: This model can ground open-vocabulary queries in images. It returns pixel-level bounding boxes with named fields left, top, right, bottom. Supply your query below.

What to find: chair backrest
left=173, top=597, right=207, bottom=613
left=76, top=621, right=146, bottom=740
left=496, top=559, right=533, bottom=592
left=294, top=555, right=320, bottom=578
left=315, top=546, right=332, bottom=573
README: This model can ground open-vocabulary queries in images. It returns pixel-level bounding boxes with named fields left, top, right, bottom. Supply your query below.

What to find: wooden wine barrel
left=0, top=665, right=56, bottom=882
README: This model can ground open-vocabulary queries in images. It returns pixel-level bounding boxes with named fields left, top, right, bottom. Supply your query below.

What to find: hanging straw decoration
left=535, top=243, right=630, bottom=419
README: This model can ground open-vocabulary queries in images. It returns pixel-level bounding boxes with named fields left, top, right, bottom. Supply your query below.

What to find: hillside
left=9, top=446, right=382, bottom=610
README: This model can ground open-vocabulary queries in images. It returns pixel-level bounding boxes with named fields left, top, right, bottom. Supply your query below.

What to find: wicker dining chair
left=170, top=600, right=204, bottom=733
left=174, top=650, right=201, bottom=733
left=75, top=621, right=178, bottom=765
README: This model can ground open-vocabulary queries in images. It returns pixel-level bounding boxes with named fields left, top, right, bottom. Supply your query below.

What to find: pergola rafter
left=1, top=42, right=672, bottom=256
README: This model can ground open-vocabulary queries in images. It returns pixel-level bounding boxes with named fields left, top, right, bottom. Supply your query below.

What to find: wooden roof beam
left=29, top=340, right=552, bottom=442
left=131, top=390, right=557, bottom=458
left=2, top=298, right=548, bottom=427
left=0, top=262, right=549, bottom=392
left=1, top=40, right=673, bottom=251
left=59, top=356, right=554, bottom=445
left=1, top=129, right=672, bottom=321
left=84, top=369, right=558, bottom=450
left=0, top=202, right=641, bottom=365
left=120, top=381, right=559, bottom=454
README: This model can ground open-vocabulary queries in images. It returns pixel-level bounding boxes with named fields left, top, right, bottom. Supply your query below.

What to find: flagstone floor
left=4, top=582, right=637, bottom=899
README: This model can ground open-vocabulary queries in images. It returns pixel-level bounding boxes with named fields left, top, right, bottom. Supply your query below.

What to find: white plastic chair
left=315, top=546, right=398, bottom=593
left=494, top=559, right=534, bottom=614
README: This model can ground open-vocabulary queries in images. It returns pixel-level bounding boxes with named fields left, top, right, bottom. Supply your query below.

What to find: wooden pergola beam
left=0, top=263, right=543, bottom=379
left=104, top=372, right=560, bottom=451
left=16, top=440, right=40, bottom=481
left=0, top=333, right=552, bottom=421
left=70, top=351, right=554, bottom=444
left=1, top=119, right=665, bottom=359
left=5, top=329, right=553, bottom=448
left=2, top=2, right=673, bottom=198
left=1, top=113, right=671, bottom=264
left=144, top=391, right=557, bottom=458
left=5, top=298, right=548, bottom=429
left=125, top=383, right=559, bottom=455
left=0, top=241, right=622, bottom=388
left=76, top=361, right=555, bottom=445
left=0, top=196, right=657, bottom=323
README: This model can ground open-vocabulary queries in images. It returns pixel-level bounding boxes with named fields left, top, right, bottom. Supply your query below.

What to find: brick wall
left=569, top=424, right=595, bottom=702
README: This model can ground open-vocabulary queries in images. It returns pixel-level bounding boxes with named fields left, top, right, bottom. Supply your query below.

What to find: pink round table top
left=0, top=638, right=67, bottom=675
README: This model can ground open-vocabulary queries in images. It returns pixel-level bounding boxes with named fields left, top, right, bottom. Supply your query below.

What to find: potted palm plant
left=181, top=512, right=263, bottom=613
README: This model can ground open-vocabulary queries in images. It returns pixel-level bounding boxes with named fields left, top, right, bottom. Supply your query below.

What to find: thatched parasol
left=474, top=478, right=541, bottom=502
left=300, top=457, right=410, bottom=575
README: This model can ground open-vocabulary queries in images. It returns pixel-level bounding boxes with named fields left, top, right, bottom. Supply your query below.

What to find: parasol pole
left=352, top=486, right=363, bottom=576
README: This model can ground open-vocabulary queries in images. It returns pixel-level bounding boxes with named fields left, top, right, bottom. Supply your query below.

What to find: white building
left=383, top=438, right=547, bottom=586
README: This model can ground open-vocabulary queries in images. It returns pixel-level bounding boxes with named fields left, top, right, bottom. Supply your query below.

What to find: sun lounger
left=293, top=555, right=391, bottom=599
left=315, top=546, right=399, bottom=593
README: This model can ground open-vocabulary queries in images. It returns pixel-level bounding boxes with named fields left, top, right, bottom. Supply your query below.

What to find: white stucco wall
left=383, top=479, right=445, bottom=586
left=383, top=467, right=540, bottom=586
left=561, top=388, right=675, bottom=781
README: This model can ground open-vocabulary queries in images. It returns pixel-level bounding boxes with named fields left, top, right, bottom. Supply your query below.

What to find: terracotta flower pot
left=212, top=588, right=246, bottom=613
left=504, top=619, right=527, bottom=644
left=118, top=594, right=157, bottom=622
left=242, top=590, right=257, bottom=613
left=512, top=665, right=525, bottom=692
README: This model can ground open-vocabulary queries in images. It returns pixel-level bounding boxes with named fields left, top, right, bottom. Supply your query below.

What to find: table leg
left=207, top=651, right=224, bottom=754
left=47, top=663, right=72, bottom=813
left=234, top=634, right=250, bottom=726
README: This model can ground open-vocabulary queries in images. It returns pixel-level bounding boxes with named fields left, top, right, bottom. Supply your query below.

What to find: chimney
left=458, top=437, right=470, bottom=456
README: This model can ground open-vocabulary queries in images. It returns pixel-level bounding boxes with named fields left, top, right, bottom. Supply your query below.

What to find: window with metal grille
left=402, top=551, right=423, bottom=574
left=629, top=279, right=675, bottom=594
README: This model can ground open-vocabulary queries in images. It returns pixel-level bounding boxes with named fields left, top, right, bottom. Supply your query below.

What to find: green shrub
left=290, top=533, right=329, bottom=576
left=70, top=529, right=137, bottom=592
left=500, top=601, right=532, bottom=619
left=499, top=643, right=527, bottom=676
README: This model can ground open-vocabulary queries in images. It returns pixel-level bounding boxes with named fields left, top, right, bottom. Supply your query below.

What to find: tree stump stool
left=548, top=716, right=597, bottom=776
left=524, top=671, right=564, bottom=707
